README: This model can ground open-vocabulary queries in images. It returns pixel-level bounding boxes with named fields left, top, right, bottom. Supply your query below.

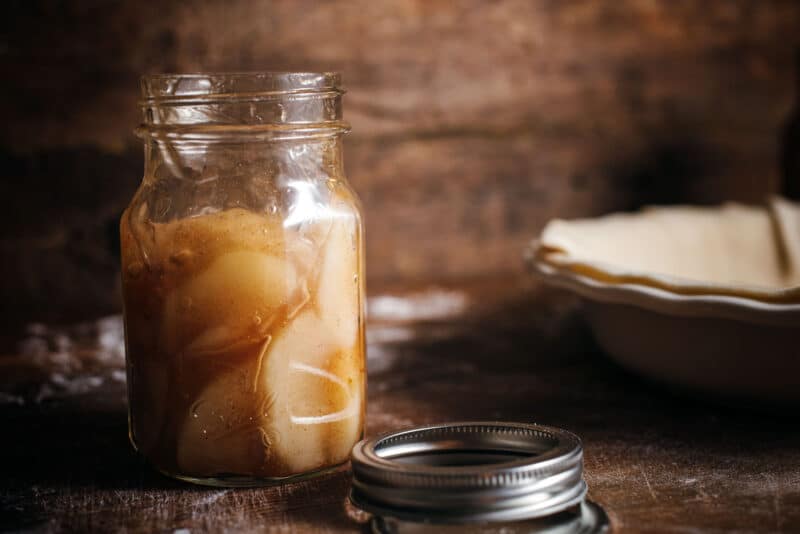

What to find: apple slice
left=176, top=361, right=268, bottom=477
left=261, top=311, right=360, bottom=474
left=162, top=250, right=296, bottom=357
left=315, top=213, right=361, bottom=350
left=154, top=208, right=286, bottom=272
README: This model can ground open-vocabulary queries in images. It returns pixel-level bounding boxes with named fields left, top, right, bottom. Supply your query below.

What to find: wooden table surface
left=1, top=277, right=798, bottom=533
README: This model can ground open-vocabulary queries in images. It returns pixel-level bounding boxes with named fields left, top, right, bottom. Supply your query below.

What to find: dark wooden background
left=3, top=4, right=800, bottom=532
left=2, top=0, right=800, bottom=323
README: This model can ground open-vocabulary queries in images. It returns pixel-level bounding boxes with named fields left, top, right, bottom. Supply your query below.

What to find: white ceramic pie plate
left=528, top=253, right=800, bottom=404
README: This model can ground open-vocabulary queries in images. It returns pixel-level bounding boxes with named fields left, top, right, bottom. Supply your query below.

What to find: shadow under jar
left=121, top=72, right=366, bottom=486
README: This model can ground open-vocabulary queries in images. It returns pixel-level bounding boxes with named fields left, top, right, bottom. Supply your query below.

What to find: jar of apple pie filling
left=121, top=72, right=365, bottom=486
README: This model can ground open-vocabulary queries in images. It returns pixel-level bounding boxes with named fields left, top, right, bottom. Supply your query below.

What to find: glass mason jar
left=120, top=72, right=365, bottom=486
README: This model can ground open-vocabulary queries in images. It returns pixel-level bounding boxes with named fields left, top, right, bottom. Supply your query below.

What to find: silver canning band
left=350, top=421, right=590, bottom=524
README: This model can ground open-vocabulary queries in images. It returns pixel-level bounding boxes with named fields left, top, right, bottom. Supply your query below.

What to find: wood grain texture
left=1, top=0, right=799, bottom=322
left=1, top=278, right=799, bottom=532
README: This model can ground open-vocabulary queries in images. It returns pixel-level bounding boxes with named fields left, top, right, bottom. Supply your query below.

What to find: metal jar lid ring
left=350, top=421, right=590, bottom=524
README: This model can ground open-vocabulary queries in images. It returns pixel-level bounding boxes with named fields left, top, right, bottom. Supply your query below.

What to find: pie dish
left=527, top=197, right=800, bottom=403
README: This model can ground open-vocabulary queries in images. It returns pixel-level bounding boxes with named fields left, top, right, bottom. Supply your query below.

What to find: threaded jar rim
left=137, top=71, right=349, bottom=140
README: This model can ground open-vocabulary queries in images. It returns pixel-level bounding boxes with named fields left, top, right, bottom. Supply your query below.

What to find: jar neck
left=142, top=135, right=345, bottom=186
left=137, top=73, right=348, bottom=186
